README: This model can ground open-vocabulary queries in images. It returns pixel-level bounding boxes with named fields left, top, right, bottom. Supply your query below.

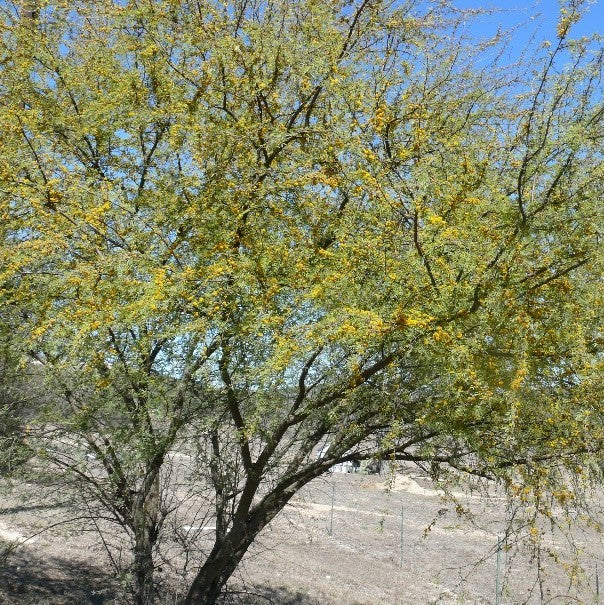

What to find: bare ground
left=1, top=467, right=603, bottom=604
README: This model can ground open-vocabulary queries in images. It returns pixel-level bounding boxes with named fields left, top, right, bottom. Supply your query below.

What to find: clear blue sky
left=454, top=0, right=603, bottom=57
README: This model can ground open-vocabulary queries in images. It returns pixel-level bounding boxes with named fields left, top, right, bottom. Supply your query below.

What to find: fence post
left=495, top=537, right=502, bottom=605
left=399, top=505, right=404, bottom=568
left=328, top=482, right=335, bottom=536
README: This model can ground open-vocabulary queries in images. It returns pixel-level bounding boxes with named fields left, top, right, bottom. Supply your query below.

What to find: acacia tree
left=0, top=0, right=603, bottom=603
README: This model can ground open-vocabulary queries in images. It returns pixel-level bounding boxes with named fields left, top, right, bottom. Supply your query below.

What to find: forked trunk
left=182, top=535, right=250, bottom=605
left=182, top=488, right=299, bottom=605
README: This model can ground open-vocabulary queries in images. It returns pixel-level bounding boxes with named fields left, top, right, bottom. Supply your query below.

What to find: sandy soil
left=1, top=467, right=602, bottom=604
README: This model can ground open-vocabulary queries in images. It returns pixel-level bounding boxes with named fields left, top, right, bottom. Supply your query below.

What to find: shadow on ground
left=220, top=585, right=334, bottom=605
left=0, top=549, right=327, bottom=605
left=1, top=501, right=66, bottom=515
left=0, top=548, right=116, bottom=604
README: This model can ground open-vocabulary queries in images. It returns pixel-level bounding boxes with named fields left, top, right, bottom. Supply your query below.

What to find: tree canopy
left=0, top=0, right=603, bottom=603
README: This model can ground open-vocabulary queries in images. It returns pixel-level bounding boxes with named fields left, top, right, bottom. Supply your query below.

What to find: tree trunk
left=182, top=491, right=295, bottom=605
left=133, top=524, right=156, bottom=605
left=182, top=533, right=250, bottom=605
left=132, top=475, right=160, bottom=605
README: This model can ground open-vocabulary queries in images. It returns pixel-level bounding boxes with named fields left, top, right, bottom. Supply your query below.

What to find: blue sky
left=456, top=0, right=603, bottom=46
left=451, top=0, right=603, bottom=69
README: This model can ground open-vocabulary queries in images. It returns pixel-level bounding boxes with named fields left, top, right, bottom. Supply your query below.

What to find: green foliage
left=0, top=342, right=31, bottom=474
left=0, top=0, right=602, bottom=602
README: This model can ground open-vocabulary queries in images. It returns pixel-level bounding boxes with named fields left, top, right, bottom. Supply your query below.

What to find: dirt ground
left=1, top=466, right=603, bottom=604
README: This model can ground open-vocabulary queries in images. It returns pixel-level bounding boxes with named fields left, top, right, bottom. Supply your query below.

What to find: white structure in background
left=316, top=445, right=360, bottom=473
left=331, top=460, right=360, bottom=473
